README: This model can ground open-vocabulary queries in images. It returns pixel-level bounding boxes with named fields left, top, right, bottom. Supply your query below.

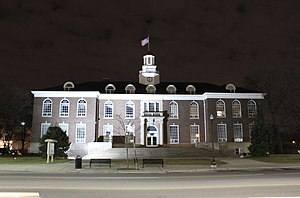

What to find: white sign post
left=45, top=139, right=57, bottom=163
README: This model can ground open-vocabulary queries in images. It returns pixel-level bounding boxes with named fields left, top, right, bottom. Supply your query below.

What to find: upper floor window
left=63, top=81, right=75, bottom=91
left=105, top=84, right=116, bottom=94
left=60, top=99, right=70, bottom=117
left=190, top=101, right=199, bottom=119
left=104, top=101, right=113, bottom=118
left=144, top=102, right=160, bottom=112
left=42, top=98, right=52, bottom=117
left=125, top=84, right=136, bottom=94
left=186, top=85, right=196, bottom=94
left=232, top=100, right=241, bottom=118
left=216, top=100, right=226, bottom=118
left=169, top=101, right=178, bottom=119
left=248, top=100, right=257, bottom=118
left=77, top=99, right=87, bottom=117
left=125, top=101, right=135, bottom=119
left=146, top=85, right=156, bottom=94
left=166, top=85, right=177, bottom=94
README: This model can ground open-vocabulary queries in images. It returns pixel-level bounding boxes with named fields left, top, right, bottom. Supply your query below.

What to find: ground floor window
left=233, top=123, right=243, bottom=142
left=59, top=122, right=69, bottom=136
left=103, top=124, right=113, bottom=142
left=76, top=123, right=86, bottom=143
left=41, top=122, right=51, bottom=138
left=170, top=125, right=179, bottom=144
left=190, top=125, right=199, bottom=143
left=217, top=123, right=227, bottom=142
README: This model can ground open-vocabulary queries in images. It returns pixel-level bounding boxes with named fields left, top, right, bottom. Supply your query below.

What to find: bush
left=39, top=126, right=70, bottom=159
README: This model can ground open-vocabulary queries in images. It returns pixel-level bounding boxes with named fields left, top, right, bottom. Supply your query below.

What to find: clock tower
left=139, top=53, right=160, bottom=85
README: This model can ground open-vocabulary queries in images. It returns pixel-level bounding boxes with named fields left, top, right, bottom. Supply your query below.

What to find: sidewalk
left=0, top=157, right=299, bottom=174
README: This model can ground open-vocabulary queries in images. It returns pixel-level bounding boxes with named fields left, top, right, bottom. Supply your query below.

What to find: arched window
left=166, top=85, right=177, bottom=94
left=190, top=101, right=199, bottom=118
left=125, top=101, right=135, bottom=118
left=216, top=100, right=226, bottom=118
left=125, top=84, right=136, bottom=94
left=169, top=101, right=178, bottom=119
left=146, top=85, right=156, bottom=94
left=60, top=99, right=70, bottom=117
left=186, top=85, right=196, bottom=94
left=232, top=100, right=241, bottom=118
left=42, top=98, right=52, bottom=117
left=104, top=101, right=113, bottom=118
left=248, top=100, right=257, bottom=118
left=77, top=99, right=87, bottom=117
left=63, top=81, right=75, bottom=91
left=105, top=84, right=116, bottom=94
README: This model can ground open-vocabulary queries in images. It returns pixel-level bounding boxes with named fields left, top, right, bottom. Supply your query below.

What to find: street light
left=210, top=114, right=216, bottom=168
left=21, top=122, right=25, bottom=155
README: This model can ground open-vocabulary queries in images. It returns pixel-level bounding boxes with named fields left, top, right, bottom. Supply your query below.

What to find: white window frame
left=42, top=98, right=52, bottom=117
left=125, top=101, right=135, bottom=119
left=216, top=100, right=226, bottom=118
left=104, top=101, right=113, bottom=118
left=170, top=124, right=179, bottom=144
left=59, top=122, right=69, bottom=136
left=76, top=123, right=86, bottom=143
left=144, top=102, right=160, bottom=112
left=248, top=100, right=257, bottom=118
left=217, top=123, right=227, bottom=142
left=232, top=100, right=242, bottom=118
left=103, top=124, right=113, bottom=142
left=233, top=123, right=243, bottom=142
left=190, top=101, right=199, bottom=119
left=190, top=124, right=200, bottom=143
left=41, top=122, right=51, bottom=138
left=77, top=99, right=87, bottom=117
left=59, top=98, right=70, bottom=117
left=169, top=101, right=178, bottom=119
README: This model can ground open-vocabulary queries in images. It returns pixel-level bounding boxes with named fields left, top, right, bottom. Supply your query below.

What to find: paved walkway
left=0, top=157, right=299, bottom=174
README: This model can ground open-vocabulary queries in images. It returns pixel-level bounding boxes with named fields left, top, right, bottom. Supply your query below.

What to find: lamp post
left=210, top=114, right=216, bottom=168
left=21, top=122, right=25, bottom=155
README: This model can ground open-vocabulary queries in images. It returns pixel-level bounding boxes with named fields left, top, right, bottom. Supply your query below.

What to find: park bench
left=89, top=159, right=112, bottom=168
left=142, top=159, right=164, bottom=168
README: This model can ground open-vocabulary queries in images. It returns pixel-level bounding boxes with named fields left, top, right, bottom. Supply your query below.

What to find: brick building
left=31, top=53, right=264, bottom=156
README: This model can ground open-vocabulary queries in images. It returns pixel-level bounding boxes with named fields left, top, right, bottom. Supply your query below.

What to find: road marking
left=1, top=183, right=300, bottom=191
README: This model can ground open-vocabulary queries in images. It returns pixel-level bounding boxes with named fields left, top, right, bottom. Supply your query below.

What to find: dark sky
left=1, top=0, right=300, bottom=90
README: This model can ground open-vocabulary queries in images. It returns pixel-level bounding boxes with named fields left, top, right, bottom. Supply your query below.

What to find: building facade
left=31, top=53, right=264, bottom=156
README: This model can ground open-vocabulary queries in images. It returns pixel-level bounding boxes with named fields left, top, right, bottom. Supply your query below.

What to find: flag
left=141, top=36, right=149, bottom=46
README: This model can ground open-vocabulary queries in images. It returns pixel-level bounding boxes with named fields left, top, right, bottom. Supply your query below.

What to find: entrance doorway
left=146, top=125, right=158, bottom=147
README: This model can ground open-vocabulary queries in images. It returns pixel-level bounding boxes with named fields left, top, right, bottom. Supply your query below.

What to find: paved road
left=1, top=169, right=300, bottom=198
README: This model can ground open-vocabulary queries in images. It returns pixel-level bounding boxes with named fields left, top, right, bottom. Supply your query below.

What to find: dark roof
left=40, top=81, right=256, bottom=94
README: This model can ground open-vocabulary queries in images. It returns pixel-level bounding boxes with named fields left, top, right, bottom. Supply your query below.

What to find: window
left=104, top=101, right=113, bottom=118
left=248, top=100, right=257, bottom=118
left=41, top=122, right=51, bottom=138
left=125, top=84, right=136, bottom=94
left=63, top=81, right=75, bottom=91
left=105, top=84, right=116, bottom=94
left=233, top=123, right=243, bottom=142
left=125, top=101, right=135, bottom=119
left=59, top=122, right=69, bottom=136
left=216, top=100, right=226, bottom=118
left=166, top=85, right=177, bottom=94
left=170, top=125, right=179, bottom=144
left=77, top=99, right=87, bottom=117
left=169, top=101, right=178, bottom=119
left=190, top=125, right=200, bottom=143
left=144, top=102, right=160, bottom=112
left=60, top=99, right=70, bottom=117
left=249, top=122, right=254, bottom=139
left=146, top=85, right=156, bottom=94
left=42, top=98, right=52, bottom=117
left=190, top=101, right=199, bottom=118
left=232, top=100, right=241, bottom=118
left=217, top=123, right=227, bottom=142
left=103, top=124, right=113, bottom=142
left=76, top=123, right=86, bottom=143
left=186, top=85, right=196, bottom=94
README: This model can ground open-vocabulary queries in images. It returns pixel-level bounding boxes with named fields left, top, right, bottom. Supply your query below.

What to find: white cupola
left=139, top=53, right=160, bottom=85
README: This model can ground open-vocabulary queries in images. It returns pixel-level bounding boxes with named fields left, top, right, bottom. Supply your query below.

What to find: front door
left=146, top=125, right=158, bottom=147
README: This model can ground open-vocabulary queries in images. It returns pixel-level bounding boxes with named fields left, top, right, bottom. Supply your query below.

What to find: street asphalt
left=0, top=157, right=299, bottom=174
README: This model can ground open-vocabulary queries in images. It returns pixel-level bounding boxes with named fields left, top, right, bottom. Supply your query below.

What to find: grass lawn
left=252, top=154, right=300, bottom=164
left=0, top=156, right=69, bottom=164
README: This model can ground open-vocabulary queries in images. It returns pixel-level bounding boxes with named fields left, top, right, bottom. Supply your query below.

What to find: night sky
left=1, top=0, right=300, bottom=90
